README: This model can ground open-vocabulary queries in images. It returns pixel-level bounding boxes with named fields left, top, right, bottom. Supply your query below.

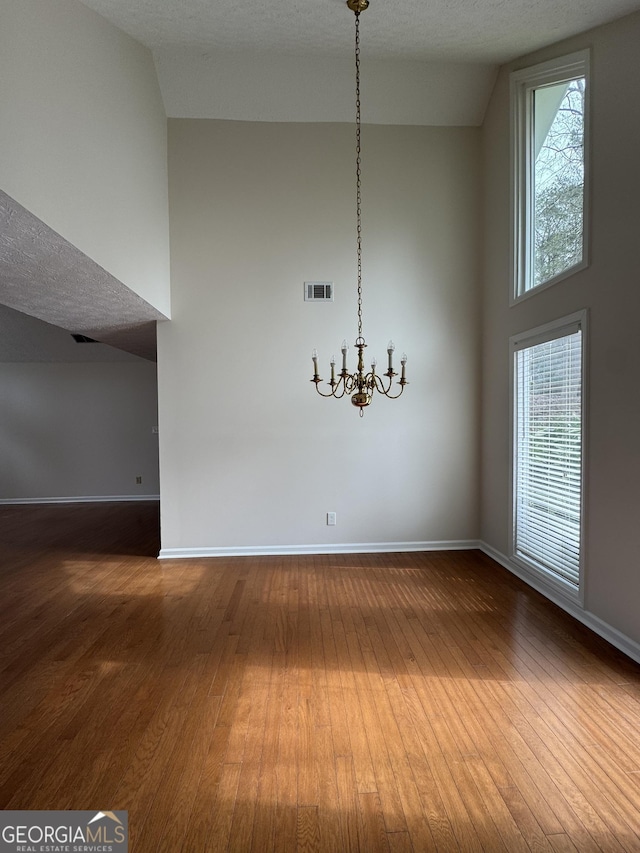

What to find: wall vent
left=304, top=281, right=333, bottom=302
left=71, top=333, right=98, bottom=343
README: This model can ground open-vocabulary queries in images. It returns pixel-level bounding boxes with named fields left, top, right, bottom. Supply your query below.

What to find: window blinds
left=514, top=327, right=582, bottom=587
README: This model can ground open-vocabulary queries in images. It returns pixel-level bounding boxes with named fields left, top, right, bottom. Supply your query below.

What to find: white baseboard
left=158, top=539, right=481, bottom=560
left=0, top=495, right=160, bottom=505
left=479, top=541, right=640, bottom=666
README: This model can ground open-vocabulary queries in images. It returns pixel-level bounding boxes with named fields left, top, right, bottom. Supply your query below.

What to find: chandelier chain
left=355, top=11, right=363, bottom=341
left=309, top=0, right=408, bottom=412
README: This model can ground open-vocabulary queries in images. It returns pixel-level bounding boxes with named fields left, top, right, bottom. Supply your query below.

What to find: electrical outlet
left=136, top=476, right=142, bottom=485
left=327, top=512, right=337, bottom=526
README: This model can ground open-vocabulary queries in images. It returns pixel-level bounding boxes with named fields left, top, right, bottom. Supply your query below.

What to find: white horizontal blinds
left=514, top=328, right=582, bottom=586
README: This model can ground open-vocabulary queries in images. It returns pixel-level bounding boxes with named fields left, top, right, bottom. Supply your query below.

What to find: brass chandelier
left=311, top=0, right=408, bottom=416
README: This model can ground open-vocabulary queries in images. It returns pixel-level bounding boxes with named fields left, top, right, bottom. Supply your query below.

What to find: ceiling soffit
left=0, top=191, right=166, bottom=362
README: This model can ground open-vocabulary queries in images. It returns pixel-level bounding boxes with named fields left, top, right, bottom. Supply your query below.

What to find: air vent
left=71, top=334, right=98, bottom=343
left=304, top=281, right=333, bottom=302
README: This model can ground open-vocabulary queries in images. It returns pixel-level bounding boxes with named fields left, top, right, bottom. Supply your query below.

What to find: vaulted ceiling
left=79, top=0, right=640, bottom=125
left=79, top=0, right=640, bottom=63
left=5, top=0, right=640, bottom=362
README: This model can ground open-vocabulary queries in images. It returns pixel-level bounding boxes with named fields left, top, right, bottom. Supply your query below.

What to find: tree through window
left=511, top=52, right=590, bottom=298
left=534, top=77, right=585, bottom=286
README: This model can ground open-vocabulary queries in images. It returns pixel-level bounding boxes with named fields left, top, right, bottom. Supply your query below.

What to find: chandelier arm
left=381, top=382, right=408, bottom=400
left=330, top=380, right=350, bottom=399
left=312, top=372, right=358, bottom=398
left=376, top=376, right=392, bottom=396
left=369, top=373, right=387, bottom=394
left=314, top=382, right=342, bottom=398
left=365, top=371, right=406, bottom=399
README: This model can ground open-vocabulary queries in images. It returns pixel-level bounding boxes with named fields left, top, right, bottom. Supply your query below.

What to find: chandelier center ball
left=351, top=392, right=372, bottom=408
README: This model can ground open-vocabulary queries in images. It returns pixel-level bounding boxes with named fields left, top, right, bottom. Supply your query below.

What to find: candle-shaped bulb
left=387, top=340, right=395, bottom=371
left=401, top=352, right=407, bottom=381
left=312, top=348, right=319, bottom=375
left=341, top=339, right=348, bottom=370
left=330, top=355, right=336, bottom=366
left=387, top=340, right=395, bottom=354
left=330, top=355, right=336, bottom=382
left=371, top=356, right=377, bottom=373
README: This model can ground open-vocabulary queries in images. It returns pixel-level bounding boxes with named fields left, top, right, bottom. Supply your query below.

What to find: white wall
left=0, top=362, right=159, bottom=501
left=158, top=119, right=481, bottom=554
left=0, top=0, right=170, bottom=316
left=156, top=47, right=497, bottom=127
left=481, top=12, right=640, bottom=647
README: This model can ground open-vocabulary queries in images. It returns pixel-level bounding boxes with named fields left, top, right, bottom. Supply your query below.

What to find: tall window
left=511, top=313, right=586, bottom=595
left=511, top=51, right=590, bottom=300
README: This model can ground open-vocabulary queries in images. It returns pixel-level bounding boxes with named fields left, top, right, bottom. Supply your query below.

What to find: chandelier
left=310, top=0, right=408, bottom=416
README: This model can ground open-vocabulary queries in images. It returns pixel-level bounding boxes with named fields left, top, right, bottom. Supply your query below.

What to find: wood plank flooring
left=1, top=502, right=639, bottom=851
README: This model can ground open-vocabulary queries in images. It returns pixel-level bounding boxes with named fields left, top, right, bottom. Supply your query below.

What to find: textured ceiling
left=77, top=0, right=640, bottom=124
left=80, top=0, right=640, bottom=63
left=0, top=192, right=166, bottom=362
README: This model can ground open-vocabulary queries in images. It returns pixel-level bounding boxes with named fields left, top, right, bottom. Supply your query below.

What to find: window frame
left=509, top=310, right=588, bottom=605
left=510, top=50, right=591, bottom=304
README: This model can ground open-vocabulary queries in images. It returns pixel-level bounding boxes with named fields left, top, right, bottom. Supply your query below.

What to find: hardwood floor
left=1, top=502, right=639, bottom=851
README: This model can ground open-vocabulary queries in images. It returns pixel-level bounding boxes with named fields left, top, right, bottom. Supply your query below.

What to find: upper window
left=511, top=51, right=590, bottom=301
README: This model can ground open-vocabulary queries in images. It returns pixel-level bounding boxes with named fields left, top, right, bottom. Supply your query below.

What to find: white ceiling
left=79, top=0, right=640, bottom=63
left=78, top=0, right=640, bottom=125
